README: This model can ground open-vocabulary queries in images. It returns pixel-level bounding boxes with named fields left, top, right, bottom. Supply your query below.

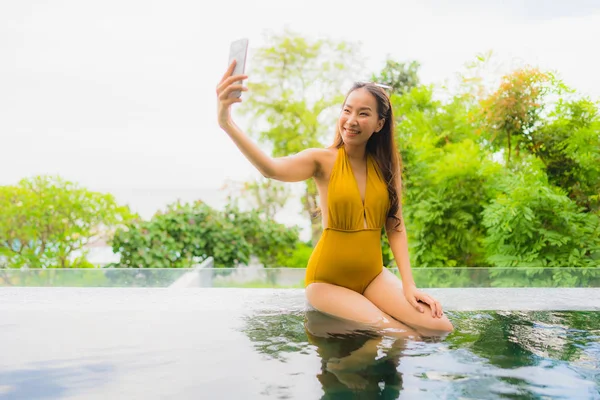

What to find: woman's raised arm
left=216, top=61, right=320, bottom=182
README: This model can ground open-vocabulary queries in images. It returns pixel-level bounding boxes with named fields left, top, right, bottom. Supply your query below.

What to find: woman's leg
left=305, top=282, right=419, bottom=338
left=363, top=268, right=454, bottom=335
left=306, top=282, right=415, bottom=388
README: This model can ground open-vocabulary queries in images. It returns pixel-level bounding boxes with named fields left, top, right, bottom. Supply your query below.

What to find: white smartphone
left=227, top=38, right=249, bottom=99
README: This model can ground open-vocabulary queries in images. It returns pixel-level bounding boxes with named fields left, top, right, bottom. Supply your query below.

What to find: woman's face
left=338, top=88, right=385, bottom=145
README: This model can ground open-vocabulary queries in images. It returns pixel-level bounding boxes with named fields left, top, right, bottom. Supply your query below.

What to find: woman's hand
left=216, top=60, right=248, bottom=128
left=404, top=284, right=443, bottom=318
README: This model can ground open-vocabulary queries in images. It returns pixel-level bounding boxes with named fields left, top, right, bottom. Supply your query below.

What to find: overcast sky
left=2, top=0, right=599, bottom=238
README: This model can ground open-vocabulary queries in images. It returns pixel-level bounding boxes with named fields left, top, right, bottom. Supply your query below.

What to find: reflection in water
left=304, top=310, right=409, bottom=397
left=242, top=309, right=600, bottom=399
left=243, top=308, right=444, bottom=398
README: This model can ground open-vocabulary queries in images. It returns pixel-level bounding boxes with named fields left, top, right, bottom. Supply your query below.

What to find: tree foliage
left=386, top=58, right=600, bottom=269
left=222, top=176, right=290, bottom=220
left=478, top=67, right=570, bottom=165
left=370, top=58, right=421, bottom=96
left=0, top=175, right=134, bottom=268
left=529, top=98, right=600, bottom=213
left=111, top=199, right=300, bottom=269
left=482, top=164, right=600, bottom=268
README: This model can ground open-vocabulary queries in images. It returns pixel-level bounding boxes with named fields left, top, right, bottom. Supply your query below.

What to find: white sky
left=2, top=0, right=599, bottom=239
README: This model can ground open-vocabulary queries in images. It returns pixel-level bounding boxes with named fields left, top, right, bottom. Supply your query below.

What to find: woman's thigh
left=305, top=282, right=417, bottom=337
left=363, top=268, right=454, bottom=335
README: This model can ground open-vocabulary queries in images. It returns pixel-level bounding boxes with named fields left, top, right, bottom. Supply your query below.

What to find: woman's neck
left=344, top=143, right=368, bottom=161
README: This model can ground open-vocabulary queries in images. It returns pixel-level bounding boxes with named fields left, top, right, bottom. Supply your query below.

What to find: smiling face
left=338, top=88, right=385, bottom=145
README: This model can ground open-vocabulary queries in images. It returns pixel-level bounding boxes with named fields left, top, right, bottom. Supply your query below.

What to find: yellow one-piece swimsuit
left=304, top=145, right=390, bottom=294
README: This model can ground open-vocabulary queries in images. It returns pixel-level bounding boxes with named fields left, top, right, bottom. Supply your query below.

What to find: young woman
left=217, top=60, right=453, bottom=335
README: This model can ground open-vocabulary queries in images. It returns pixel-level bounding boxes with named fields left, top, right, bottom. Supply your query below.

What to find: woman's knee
left=435, top=317, right=454, bottom=333
left=416, top=303, right=454, bottom=333
left=416, top=315, right=454, bottom=335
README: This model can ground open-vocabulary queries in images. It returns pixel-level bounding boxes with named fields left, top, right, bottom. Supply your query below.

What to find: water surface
left=0, top=288, right=598, bottom=399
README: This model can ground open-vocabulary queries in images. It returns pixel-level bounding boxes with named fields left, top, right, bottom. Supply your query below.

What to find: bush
left=0, top=175, right=134, bottom=268
left=403, top=139, right=501, bottom=268
left=111, top=200, right=301, bottom=268
left=482, top=165, right=600, bottom=268
left=277, top=241, right=314, bottom=268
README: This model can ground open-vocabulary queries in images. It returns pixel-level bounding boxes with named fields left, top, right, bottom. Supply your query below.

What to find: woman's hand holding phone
left=216, top=60, right=248, bottom=129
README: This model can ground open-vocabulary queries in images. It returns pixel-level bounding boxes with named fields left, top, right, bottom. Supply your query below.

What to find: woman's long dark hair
left=330, top=82, right=404, bottom=231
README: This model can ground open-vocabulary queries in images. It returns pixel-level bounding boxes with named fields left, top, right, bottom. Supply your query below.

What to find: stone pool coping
left=0, top=287, right=599, bottom=312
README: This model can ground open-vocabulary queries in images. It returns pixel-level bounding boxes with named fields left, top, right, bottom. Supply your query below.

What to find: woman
left=217, top=60, right=453, bottom=335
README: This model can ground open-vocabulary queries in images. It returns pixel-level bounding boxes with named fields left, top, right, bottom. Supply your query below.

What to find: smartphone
left=227, top=38, right=249, bottom=99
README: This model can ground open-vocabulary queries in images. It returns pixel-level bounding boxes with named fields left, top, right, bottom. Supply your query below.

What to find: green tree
left=391, top=83, right=501, bottom=268
left=0, top=175, right=134, bottom=268
left=111, top=199, right=300, bottom=269
left=389, top=58, right=600, bottom=271
left=482, top=163, right=600, bottom=268
left=240, top=29, right=365, bottom=245
left=529, top=98, right=600, bottom=214
left=111, top=200, right=250, bottom=269
left=222, top=176, right=290, bottom=220
left=223, top=200, right=300, bottom=268
left=276, top=240, right=314, bottom=269
left=478, top=67, right=570, bottom=166
left=370, top=58, right=421, bottom=96
left=404, top=138, right=501, bottom=268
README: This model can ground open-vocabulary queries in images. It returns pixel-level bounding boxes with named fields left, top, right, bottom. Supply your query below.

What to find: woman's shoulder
left=303, top=146, right=338, bottom=153
left=297, top=147, right=337, bottom=161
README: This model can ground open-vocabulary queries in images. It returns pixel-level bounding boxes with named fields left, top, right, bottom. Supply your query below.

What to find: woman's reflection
left=304, top=307, right=419, bottom=396
left=242, top=305, right=450, bottom=398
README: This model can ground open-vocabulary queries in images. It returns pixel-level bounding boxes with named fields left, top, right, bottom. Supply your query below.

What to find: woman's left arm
left=386, top=218, right=443, bottom=318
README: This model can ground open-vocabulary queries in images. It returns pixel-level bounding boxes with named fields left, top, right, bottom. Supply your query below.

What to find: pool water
left=0, top=288, right=598, bottom=399
left=253, top=309, right=600, bottom=399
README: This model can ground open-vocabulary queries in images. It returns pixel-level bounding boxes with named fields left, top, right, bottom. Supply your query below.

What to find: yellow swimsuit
left=305, top=145, right=390, bottom=294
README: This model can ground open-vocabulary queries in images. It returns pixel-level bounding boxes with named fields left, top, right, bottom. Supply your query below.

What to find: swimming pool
left=0, top=270, right=599, bottom=399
